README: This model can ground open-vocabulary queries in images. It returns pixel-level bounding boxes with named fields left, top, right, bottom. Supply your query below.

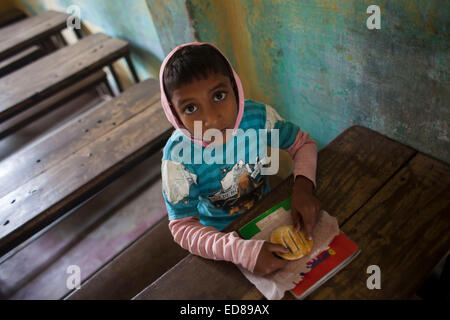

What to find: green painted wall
left=145, top=0, right=197, bottom=55
left=187, top=0, right=449, bottom=163
left=10, top=0, right=450, bottom=163
left=14, top=0, right=170, bottom=81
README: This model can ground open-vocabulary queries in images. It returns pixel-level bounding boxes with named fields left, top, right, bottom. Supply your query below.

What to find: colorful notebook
left=239, top=197, right=361, bottom=299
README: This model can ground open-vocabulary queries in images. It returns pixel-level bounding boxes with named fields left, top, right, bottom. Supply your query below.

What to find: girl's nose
left=204, top=109, right=222, bottom=130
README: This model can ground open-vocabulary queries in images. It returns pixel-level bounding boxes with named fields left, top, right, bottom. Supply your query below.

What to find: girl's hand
left=291, top=176, right=323, bottom=240
left=253, top=242, right=289, bottom=276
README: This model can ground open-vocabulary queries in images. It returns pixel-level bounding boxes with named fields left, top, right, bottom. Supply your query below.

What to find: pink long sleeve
left=285, top=130, right=318, bottom=189
left=168, top=216, right=265, bottom=273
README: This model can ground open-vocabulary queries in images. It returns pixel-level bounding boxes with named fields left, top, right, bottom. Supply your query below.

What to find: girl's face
left=170, top=71, right=238, bottom=145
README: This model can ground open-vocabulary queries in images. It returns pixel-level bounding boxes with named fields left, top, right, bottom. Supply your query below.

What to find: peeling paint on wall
left=8, top=0, right=449, bottom=163
left=188, top=0, right=449, bottom=163
left=146, top=0, right=197, bottom=55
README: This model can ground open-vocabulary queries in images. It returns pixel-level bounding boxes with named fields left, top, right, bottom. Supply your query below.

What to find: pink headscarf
left=159, top=42, right=245, bottom=147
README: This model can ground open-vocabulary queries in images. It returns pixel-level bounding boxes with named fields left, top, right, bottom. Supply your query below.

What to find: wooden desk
left=0, top=44, right=44, bottom=78
left=133, top=125, right=450, bottom=300
left=0, top=79, right=173, bottom=257
left=0, top=70, right=109, bottom=139
left=0, top=33, right=135, bottom=123
left=0, top=10, right=70, bottom=60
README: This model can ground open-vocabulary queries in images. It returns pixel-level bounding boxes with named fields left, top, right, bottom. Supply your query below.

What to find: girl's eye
left=184, top=104, right=198, bottom=114
left=214, top=91, right=227, bottom=101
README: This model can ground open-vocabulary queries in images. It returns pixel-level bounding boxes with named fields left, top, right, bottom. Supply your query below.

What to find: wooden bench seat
left=0, top=33, right=132, bottom=123
left=0, top=45, right=44, bottom=78
left=0, top=69, right=109, bottom=140
left=133, top=126, right=450, bottom=300
left=0, top=78, right=173, bottom=257
left=0, top=10, right=69, bottom=60
left=65, top=216, right=188, bottom=300
left=0, top=149, right=174, bottom=299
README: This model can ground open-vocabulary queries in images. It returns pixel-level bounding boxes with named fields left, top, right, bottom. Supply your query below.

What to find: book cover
left=239, top=196, right=360, bottom=299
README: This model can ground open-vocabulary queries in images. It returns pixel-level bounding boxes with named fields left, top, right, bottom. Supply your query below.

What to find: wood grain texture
left=0, top=79, right=173, bottom=256
left=0, top=10, right=68, bottom=60
left=66, top=216, right=189, bottom=300
left=0, top=78, right=160, bottom=198
left=226, top=126, right=418, bottom=232
left=0, top=45, right=44, bottom=78
left=133, top=126, right=420, bottom=300
left=308, top=153, right=450, bottom=299
left=0, top=33, right=129, bottom=122
left=0, top=70, right=107, bottom=138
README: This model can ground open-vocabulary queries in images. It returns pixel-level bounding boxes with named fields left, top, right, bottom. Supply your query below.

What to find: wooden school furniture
left=0, top=10, right=72, bottom=61
left=0, top=79, right=173, bottom=257
left=0, top=70, right=110, bottom=139
left=0, top=44, right=45, bottom=78
left=0, top=33, right=140, bottom=124
left=133, top=125, right=449, bottom=300
left=65, top=216, right=189, bottom=300
left=0, top=10, right=79, bottom=78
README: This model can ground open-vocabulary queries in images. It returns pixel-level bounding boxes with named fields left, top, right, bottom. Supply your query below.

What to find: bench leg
left=56, top=32, right=67, bottom=47
left=101, top=78, right=115, bottom=97
left=73, top=28, right=83, bottom=39
left=108, top=64, right=123, bottom=93
left=125, top=54, right=140, bottom=83
left=40, top=37, right=58, bottom=54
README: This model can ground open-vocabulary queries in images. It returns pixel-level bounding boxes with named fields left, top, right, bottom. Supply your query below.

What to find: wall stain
left=11, top=0, right=449, bottom=163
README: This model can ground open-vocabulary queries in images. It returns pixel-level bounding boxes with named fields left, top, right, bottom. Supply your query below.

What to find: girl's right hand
left=253, top=241, right=289, bottom=276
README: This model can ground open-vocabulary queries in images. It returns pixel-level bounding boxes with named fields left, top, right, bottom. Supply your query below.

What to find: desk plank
left=0, top=79, right=160, bottom=198
left=0, top=80, right=173, bottom=256
left=0, top=33, right=129, bottom=122
left=0, top=10, right=68, bottom=60
left=133, top=125, right=417, bottom=299
left=0, top=70, right=107, bottom=139
left=308, top=153, right=450, bottom=299
left=0, top=45, right=44, bottom=77
left=66, top=216, right=189, bottom=300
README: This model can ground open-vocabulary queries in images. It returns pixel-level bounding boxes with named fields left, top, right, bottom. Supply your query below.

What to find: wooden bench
left=132, top=125, right=450, bottom=300
left=0, top=32, right=139, bottom=124
left=0, top=149, right=179, bottom=299
left=0, top=45, right=45, bottom=78
left=0, top=70, right=110, bottom=140
left=0, top=78, right=173, bottom=257
left=0, top=10, right=79, bottom=78
left=64, top=216, right=189, bottom=300
left=0, top=10, right=71, bottom=60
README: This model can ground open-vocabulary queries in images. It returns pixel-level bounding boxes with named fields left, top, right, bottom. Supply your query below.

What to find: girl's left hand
left=290, top=176, right=323, bottom=240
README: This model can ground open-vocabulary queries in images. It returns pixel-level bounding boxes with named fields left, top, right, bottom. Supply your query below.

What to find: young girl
left=159, top=42, right=322, bottom=276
